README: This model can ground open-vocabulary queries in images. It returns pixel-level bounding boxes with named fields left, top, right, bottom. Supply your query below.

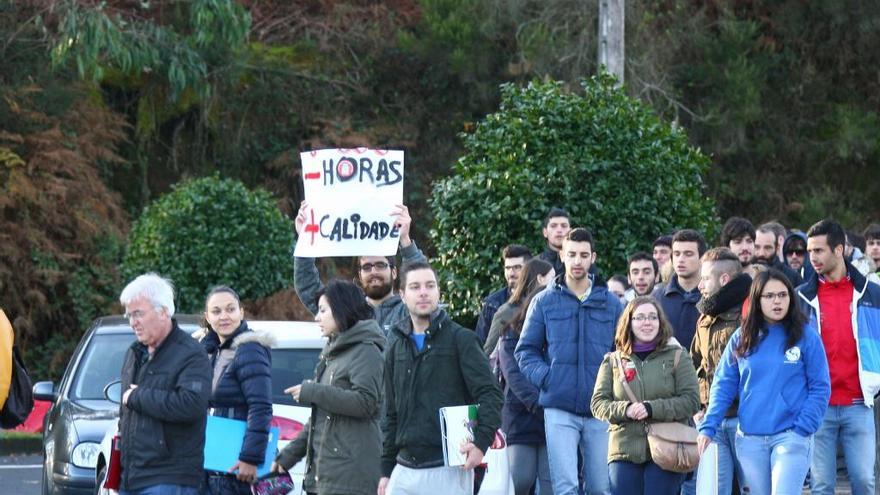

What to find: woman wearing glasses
left=591, top=296, right=700, bottom=495
left=697, top=269, right=831, bottom=495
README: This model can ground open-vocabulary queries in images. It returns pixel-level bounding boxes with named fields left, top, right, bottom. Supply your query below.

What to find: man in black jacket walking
left=379, top=261, right=503, bottom=495
left=117, top=273, right=212, bottom=495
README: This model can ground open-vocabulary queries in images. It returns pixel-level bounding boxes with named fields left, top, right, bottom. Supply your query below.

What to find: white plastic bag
left=695, top=442, right=719, bottom=495
left=478, top=430, right=515, bottom=495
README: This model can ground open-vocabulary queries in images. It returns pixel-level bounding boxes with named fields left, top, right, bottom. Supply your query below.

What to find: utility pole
left=598, top=0, right=625, bottom=86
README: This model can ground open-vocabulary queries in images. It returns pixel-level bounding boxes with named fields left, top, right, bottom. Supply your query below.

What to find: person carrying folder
left=199, top=286, right=274, bottom=494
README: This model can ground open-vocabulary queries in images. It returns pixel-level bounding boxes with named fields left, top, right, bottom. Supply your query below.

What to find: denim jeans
left=810, top=404, right=876, bottom=495
left=609, top=460, right=684, bottom=495
left=118, top=484, right=199, bottom=495
left=543, top=408, right=610, bottom=495
left=681, top=416, right=742, bottom=495
left=507, top=443, right=552, bottom=495
left=734, top=429, right=812, bottom=495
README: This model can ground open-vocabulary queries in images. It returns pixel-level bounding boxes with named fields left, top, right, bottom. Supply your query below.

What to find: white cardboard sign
left=294, top=148, right=404, bottom=257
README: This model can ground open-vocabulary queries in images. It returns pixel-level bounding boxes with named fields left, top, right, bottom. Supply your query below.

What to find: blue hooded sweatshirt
left=700, top=323, right=830, bottom=439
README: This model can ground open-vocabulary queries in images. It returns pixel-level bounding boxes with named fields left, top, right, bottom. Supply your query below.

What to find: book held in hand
left=439, top=404, right=478, bottom=467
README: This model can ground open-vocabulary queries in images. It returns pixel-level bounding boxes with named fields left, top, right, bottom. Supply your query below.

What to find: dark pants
left=609, top=460, right=684, bottom=495
left=204, top=473, right=251, bottom=495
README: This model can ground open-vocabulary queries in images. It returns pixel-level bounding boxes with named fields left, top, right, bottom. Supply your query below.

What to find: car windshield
left=71, top=333, right=134, bottom=401
left=271, top=348, right=321, bottom=406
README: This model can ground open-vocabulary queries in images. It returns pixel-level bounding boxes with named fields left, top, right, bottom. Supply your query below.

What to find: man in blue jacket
left=516, top=228, right=622, bottom=495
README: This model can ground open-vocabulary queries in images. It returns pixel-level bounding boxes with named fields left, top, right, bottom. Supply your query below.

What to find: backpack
left=1, top=345, right=34, bottom=429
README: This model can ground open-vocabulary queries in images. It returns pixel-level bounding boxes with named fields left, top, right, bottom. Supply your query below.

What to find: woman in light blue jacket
left=697, top=269, right=831, bottom=495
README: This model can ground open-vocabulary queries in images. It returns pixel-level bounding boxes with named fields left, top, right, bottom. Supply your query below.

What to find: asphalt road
left=0, top=453, right=41, bottom=495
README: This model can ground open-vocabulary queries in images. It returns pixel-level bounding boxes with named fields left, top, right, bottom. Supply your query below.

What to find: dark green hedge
left=122, top=176, right=293, bottom=312
left=431, top=75, right=718, bottom=321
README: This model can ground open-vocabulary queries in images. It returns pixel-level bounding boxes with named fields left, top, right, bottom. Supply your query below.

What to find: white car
left=94, top=320, right=325, bottom=495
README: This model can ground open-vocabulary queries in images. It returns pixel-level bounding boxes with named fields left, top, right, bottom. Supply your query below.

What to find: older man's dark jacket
left=119, top=319, right=212, bottom=491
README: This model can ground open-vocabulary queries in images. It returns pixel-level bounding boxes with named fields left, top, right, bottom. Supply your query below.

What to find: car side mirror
left=33, top=381, right=56, bottom=401
left=103, top=380, right=122, bottom=404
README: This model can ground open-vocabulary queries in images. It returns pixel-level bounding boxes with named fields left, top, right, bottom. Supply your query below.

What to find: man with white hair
left=117, top=273, right=211, bottom=495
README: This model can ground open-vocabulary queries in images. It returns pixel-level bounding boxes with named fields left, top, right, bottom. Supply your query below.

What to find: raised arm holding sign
left=292, top=149, right=427, bottom=335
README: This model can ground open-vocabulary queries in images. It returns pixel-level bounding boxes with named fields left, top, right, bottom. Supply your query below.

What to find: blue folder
left=203, top=415, right=280, bottom=478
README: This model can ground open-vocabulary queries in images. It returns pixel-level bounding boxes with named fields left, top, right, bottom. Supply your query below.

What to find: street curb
left=0, top=435, right=42, bottom=455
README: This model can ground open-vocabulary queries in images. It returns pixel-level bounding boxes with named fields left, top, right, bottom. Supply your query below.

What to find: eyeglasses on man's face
left=360, top=261, right=391, bottom=273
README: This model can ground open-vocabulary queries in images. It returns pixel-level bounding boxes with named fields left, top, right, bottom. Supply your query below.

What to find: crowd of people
left=94, top=202, right=880, bottom=495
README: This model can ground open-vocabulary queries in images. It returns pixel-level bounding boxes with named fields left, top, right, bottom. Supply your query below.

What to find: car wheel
left=94, top=464, right=109, bottom=495
left=41, top=464, right=53, bottom=495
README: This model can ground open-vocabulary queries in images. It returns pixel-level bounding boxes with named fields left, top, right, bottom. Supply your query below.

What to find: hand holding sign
left=391, top=204, right=413, bottom=247
left=295, top=149, right=405, bottom=258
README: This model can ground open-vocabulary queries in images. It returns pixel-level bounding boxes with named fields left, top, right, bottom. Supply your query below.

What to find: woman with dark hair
left=697, top=269, right=831, bottom=495
left=484, top=258, right=554, bottom=355
left=201, top=286, right=273, bottom=495
left=591, top=296, right=700, bottom=495
left=495, top=258, right=555, bottom=495
left=272, top=280, right=385, bottom=495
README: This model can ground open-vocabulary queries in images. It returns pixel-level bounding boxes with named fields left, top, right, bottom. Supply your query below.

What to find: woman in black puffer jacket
left=200, top=286, right=273, bottom=495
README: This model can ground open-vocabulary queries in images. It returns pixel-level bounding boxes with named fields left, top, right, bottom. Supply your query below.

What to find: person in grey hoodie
left=293, top=201, right=427, bottom=336
left=272, top=280, right=385, bottom=495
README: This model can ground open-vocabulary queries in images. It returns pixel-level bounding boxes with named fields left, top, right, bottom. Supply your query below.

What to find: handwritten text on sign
left=295, top=148, right=404, bottom=257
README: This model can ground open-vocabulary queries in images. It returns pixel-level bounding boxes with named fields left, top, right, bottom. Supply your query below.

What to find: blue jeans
left=681, top=416, right=743, bottom=495
left=609, top=460, right=684, bottom=495
left=810, top=404, right=876, bottom=495
left=543, top=408, right=610, bottom=495
left=735, top=429, right=812, bottom=495
left=119, top=485, right=199, bottom=495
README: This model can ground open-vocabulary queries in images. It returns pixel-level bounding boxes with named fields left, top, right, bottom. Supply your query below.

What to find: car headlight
left=71, top=442, right=100, bottom=469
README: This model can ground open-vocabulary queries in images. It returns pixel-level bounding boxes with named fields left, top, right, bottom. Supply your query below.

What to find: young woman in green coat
left=591, top=295, right=700, bottom=495
left=271, top=280, right=385, bottom=495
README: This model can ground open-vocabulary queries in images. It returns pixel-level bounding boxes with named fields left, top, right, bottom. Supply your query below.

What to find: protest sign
left=294, top=148, right=404, bottom=257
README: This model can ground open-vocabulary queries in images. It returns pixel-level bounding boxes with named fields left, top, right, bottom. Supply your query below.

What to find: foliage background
left=431, top=76, right=717, bottom=319
left=122, top=176, right=294, bottom=313
left=2, top=0, right=879, bottom=379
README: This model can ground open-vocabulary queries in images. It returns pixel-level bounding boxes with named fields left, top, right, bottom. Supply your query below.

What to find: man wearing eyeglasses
left=783, top=231, right=814, bottom=280
left=293, top=201, right=427, bottom=336
left=474, top=244, right=531, bottom=347
left=796, top=219, right=880, bottom=495
left=116, top=273, right=212, bottom=495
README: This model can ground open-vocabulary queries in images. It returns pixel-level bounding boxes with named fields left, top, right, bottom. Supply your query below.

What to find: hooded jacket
left=699, top=324, right=830, bottom=438
left=119, top=320, right=212, bottom=491
left=796, top=261, right=880, bottom=405
left=691, top=272, right=752, bottom=412
left=293, top=242, right=427, bottom=336
left=784, top=232, right=815, bottom=282
left=276, top=319, right=385, bottom=495
left=381, top=310, right=503, bottom=476
left=201, top=321, right=274, bottom=465
left=515, top=275, right=622, bottom=415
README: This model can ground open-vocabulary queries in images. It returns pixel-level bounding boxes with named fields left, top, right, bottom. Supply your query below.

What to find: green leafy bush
left=123, top=176, right=293, bottom=312
left=431, top=74, right=718, bottom=321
